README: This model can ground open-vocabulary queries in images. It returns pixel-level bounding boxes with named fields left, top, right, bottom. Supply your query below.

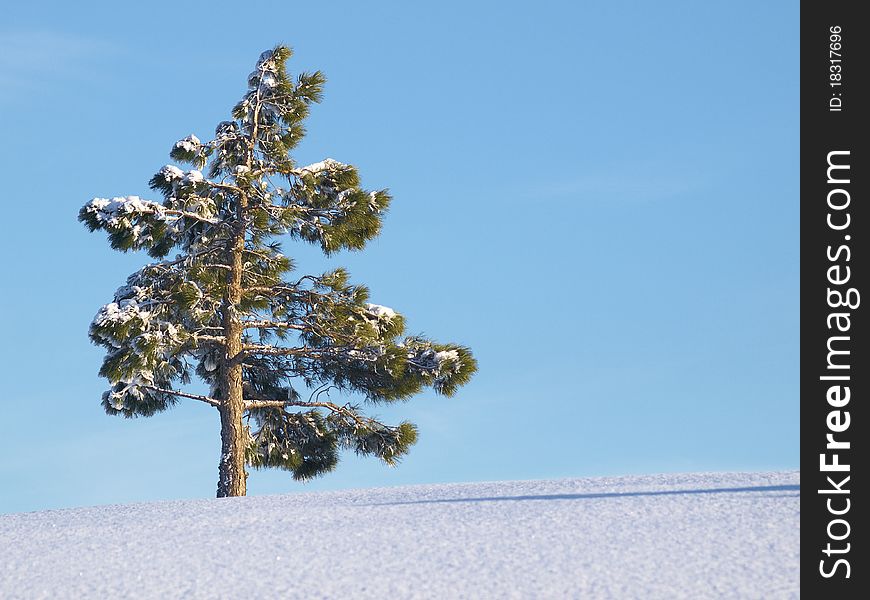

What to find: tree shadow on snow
left=372, top=484, right=801, bottom=506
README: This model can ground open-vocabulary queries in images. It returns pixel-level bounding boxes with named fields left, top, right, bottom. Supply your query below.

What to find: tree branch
left=206, top=180, right=243, bottom=194
left=242, top=344, right=347, bottom=357
left=243, top=396, right=388, bottom=431
left=143, top=385, right=221, bottom=407
left=145, top=206, right=221, bottom=225
left=192, top=334, right=227, bottom=344
left=241, top=320, right=306, bottom=332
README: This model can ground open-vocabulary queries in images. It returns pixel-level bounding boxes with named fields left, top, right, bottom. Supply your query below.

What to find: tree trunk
left=217, top=361, right=247, bottom=497
left=216, top=309, right=248, bottom=497
left=217, top=306, right=246, bottom=496
left=217, top=102, right=260, bottom=498
left=217, top=192, right=249, bottom=498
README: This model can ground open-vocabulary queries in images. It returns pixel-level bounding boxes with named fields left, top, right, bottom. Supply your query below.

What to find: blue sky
left=0, top=1, right=798, bottom=513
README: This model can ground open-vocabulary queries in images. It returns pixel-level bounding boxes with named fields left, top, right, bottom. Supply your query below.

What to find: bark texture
left=217, top=193, right=248, bottom=498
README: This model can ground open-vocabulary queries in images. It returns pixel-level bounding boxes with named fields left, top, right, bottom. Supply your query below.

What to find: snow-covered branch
left=84, top=196, right=220, bottom=226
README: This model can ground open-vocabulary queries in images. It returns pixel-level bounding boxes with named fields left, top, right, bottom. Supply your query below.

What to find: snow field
left=0, top=470, right=799, bottom=599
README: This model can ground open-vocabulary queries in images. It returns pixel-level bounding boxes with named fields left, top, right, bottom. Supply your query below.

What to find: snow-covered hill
left=0, top=471, right=798, bottom=599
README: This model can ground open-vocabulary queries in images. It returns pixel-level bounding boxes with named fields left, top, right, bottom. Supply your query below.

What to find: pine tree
left=79, top=46, right=476, bottom=497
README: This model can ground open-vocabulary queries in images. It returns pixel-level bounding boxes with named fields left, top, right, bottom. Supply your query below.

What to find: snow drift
left=0, top=471, right=799, bottom=599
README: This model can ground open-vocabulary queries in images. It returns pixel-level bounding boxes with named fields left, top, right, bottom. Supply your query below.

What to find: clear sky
left=0, top=1, right=798, bottom=514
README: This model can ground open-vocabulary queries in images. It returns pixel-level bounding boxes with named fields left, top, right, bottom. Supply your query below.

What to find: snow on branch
left=79, top=194, right=223, bottom=256
left=83, top=196, right=219, bottom=227
left=294, top=158, right=345, bottom=175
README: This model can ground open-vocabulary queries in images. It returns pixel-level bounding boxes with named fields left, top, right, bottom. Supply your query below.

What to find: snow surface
left=0, top=471, right=798, bottom=599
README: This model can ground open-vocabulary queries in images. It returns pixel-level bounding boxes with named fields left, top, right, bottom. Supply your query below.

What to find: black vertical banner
left=802, top=2, right=867, bottom=597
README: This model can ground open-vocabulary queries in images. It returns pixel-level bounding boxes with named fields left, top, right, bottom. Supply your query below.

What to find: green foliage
left=246, top=407, right=419, bottom=480
left=246, top=409, right=340, bottom=480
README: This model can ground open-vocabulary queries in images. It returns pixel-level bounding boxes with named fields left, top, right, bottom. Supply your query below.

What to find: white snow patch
left=298, top=158, right=344, bottom=174
left=0, top=471, right=798, bottom=599
left=92, top=300, right=150, bottom=329
left=174, top=135, right=201, bottom=153
left=368, top=191, right=382, bottom=212
left=182, top=170, right=204, bottom=185
left=260, top=73, right=277, bottom=89
left=88, top=196, right=156, bottom=220
left=158, top=165, right=184, bottom=182
left=434, top=349, right=459, bottom=363
left=365, top=303, right=396, bottom=320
